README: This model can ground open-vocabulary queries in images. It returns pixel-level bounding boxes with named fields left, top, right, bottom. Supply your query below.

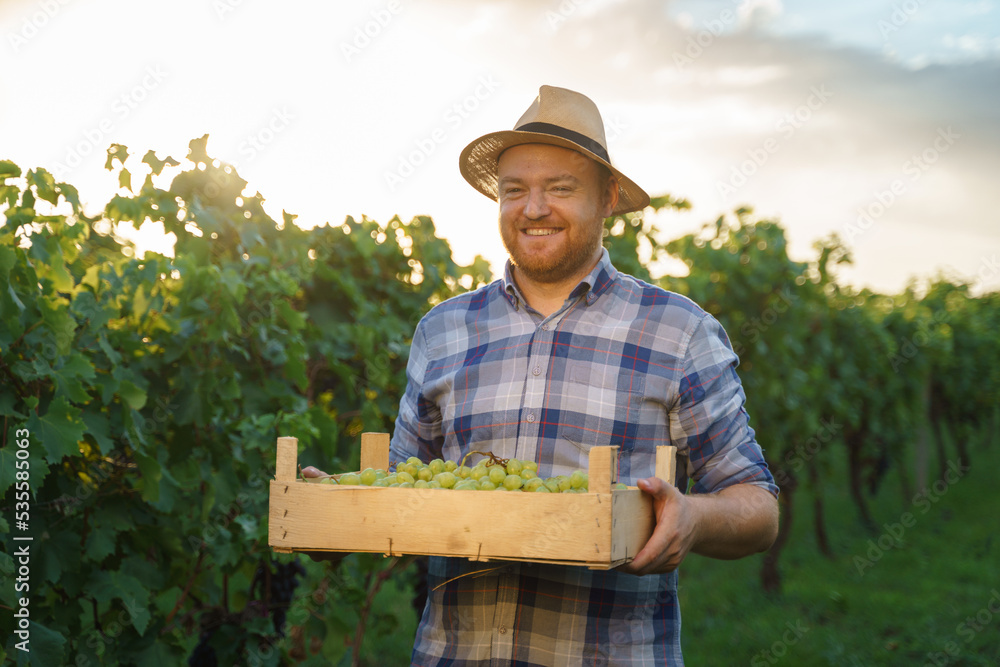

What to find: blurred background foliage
left=1, top=137, right=998, bottom=665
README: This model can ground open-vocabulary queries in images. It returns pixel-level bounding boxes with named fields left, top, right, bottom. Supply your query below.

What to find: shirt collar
left=502, top=247, right=618, bottom=310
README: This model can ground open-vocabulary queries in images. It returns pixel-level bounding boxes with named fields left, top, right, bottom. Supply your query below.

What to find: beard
left=500, top=218, right=604, bottom=285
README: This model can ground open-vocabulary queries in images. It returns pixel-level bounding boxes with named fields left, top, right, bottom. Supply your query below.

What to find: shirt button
left=541, top=323, right=549, bottom=330
left=532, top=366, right=541, bottom=376
left=526, top=413, right=535, bottom=423
left=499, top=626, right=507, bottom=635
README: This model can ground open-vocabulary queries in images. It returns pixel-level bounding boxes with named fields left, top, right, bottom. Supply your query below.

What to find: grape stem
left=459, top=450, right=508, bottom=469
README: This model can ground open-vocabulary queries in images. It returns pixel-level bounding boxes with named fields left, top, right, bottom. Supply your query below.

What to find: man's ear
left=602, top=176, right=620, bottom=217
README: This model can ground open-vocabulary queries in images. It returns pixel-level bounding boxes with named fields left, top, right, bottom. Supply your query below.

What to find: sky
left=1, top=0, right=998, bottom=295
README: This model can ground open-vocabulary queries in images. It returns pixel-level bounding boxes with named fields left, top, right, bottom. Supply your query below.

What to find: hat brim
left=459, top=130, right=650, bottom=216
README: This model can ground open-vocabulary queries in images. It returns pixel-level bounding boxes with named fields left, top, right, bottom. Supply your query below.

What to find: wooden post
left=276, top=436, right=298, bottom=481
left=360, top=432, right=390, bottom=471
left=655, top=445, right=677, bottom=486
left=588, top=446, right=619, bottom=494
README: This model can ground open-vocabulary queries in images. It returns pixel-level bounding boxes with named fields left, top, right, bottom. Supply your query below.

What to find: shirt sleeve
left=390, top=318, right=445, bottom=465
left=669, top=314, right=779, bottom=497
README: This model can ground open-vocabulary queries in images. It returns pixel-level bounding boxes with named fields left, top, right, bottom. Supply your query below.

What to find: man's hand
left=618, top=478, right=699, bottom=576
left=619, top=480, right=779, bottom=577
left=303, top=550, right=348, bottom=564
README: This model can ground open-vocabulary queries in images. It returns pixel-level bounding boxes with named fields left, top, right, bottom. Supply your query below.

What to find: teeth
left=525, top=228, right=559, bottom=236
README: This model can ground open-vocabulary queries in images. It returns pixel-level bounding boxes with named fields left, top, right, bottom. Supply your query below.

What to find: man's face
left=497, top=143, right=617, bottom=286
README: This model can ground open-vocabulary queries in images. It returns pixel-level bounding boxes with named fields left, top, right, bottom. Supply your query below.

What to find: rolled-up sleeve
left=669, top=314, right=779, bottom=497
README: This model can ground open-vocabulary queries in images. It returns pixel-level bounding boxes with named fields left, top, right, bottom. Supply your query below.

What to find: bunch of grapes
left=268, top=559, right=306, bottom=635
left=187, top=631, right=218, bottom=667
left=319, top=455, right=628, bottom=492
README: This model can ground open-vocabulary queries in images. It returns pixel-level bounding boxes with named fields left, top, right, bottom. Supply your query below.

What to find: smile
left=524, top=228, right=561, bottom=236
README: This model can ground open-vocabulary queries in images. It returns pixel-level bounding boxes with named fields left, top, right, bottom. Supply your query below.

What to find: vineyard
left=1, top=137, right=998, bottom=665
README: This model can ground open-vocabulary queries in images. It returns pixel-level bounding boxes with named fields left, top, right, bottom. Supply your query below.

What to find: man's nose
left=523, top=188, right=551, bottom=219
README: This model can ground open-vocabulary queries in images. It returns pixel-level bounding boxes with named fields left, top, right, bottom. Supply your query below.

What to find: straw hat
left=459, top=85, right=650, bottom=215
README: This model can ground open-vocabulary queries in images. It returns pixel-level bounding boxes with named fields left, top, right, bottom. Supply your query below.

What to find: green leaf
left=37, top=531, right=78, bottom=586
left=56, top=182, right=81, bottom=211
left=26, top=396, right=85, bottom=463
left=0, top=244, right=17, bottom=280
left=186, top=134, right=211, bottom=165
left=142, top=149, right=180, bottom=176
left=135, top=453, right=161, bottom=503
left=20, top=622, right=67, bottom=665
left=51, top=352, right=95, bottom=404
left=118, top=380, right=148, bottom=411
left=118, top=167, right=132, bottom=192
left=27, top=168, right=59, bottom=205
left=105, top=143, right=128, bottom=171
left=132, top=284, right=150, bottom=319
left=85, top=521, right=118, bottom=562
left=82, top=412, right=115, bottom=455
left=0, top=160, right=22, bottom=178
left=90, top=570, right=152, bottom=636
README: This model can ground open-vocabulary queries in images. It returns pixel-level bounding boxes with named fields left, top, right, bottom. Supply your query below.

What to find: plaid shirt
left=391, top=248, right=778, bottom=666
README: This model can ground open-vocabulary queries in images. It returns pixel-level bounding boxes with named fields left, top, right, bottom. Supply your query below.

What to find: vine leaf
left=91, top=569, right=152, bottom=636
left=26, top=396, right=85, bottom=463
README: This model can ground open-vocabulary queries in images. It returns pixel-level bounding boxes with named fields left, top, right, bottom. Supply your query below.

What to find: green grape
left=523, top=460, right=539, bottom=473
left=556, top=476, right=572, bottom=492
left=470, top=465, right=489, bottom=481
left=339, top=473, right=361, bottom=485
left=569, top=470, right=586, bottom=489
left=396, top=471, right=415, bottom=485
left=523, top=477, right=544, bottom=492
left=503, top=474, right=523, bottom=490
left=398, top=481, right=414, bottom=489
left=383, top=473, right=398, bottom=485
left=320, top=477, right=338, bottom=485
left=614, top=482, right=628, bottom=490
left=400, top=463, right=419, bottom=477
left=414, top=479, right=430, bottom=489
left=372, top=479, right=389, bottom=487
left=534, top=484, right=552, bottom=493
left=520, top=469, right=537, bottom=481
left=506, top=458, right=523, bottom=476
left=488, top=466, right=507, bottom=485
left=359, top=468, right=378, bottom=486
left=406, top=456, right=422, bottom=466
left=428, top=458, right=445, bottom=475
left=456, top=465, right=472, bottom=479
left=433, top=471, right=457, bottom=489
left=428, top=480, right=442, bottom=489
left=478, top=479, right=497, bottom=491
left=443, top=460, right=458, bottom=473
left=416, top=466, right=434, bottom=482
left=454, top=479, right=478, bottom=491
left=374, top=469, right=387, bottom=480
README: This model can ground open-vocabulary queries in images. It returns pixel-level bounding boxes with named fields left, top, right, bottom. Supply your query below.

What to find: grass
left=677, top=429, right=999, bottom=666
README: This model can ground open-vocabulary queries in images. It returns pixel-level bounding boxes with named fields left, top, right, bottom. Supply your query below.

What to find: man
left=388, top=85, right=779, bottom=665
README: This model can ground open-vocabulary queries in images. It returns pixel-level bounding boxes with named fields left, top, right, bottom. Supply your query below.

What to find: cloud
left=418, top=0, right=999, bottom=290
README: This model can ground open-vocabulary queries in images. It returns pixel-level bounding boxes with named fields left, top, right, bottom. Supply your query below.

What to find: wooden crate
left=268, top=433, right=676, bottom=569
